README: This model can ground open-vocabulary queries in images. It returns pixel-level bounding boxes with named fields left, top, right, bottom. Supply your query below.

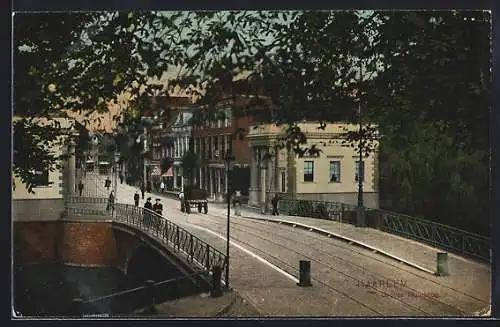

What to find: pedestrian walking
left=134, top=191, right=140, bottom=206
left=179, top=190, right=185, bottom=211
left=153, top=198, right=163, bottom=216
left=271, top=194, right=280, bottom=216
left=105, top=177, right=111, bottom=190
left=77, top=181, right=84, bottom=196
left=141, top=184, right=145, bottom=200
left=160, top=181, right=165, bottom=193
left=106, top=191, right=115, bottom=211
left=119, top=174, right=124, bottom=184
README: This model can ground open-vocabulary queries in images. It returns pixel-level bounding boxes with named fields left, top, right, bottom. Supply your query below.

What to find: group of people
left=134, top=190, right=163, bottom=216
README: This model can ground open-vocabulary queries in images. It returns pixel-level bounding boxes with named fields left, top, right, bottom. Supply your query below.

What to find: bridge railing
left=64, top=197, right=228, bottom=283
left=276, top=198, right=490, bottom=262
left=378, top=210, right=490, bottom=262
left=278, top=198, right=357, bottom=222
left=113, top=203, right=227, bottom=279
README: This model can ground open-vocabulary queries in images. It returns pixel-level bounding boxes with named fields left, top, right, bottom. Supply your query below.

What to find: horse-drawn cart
left=180, top=186, right=208, bottom=214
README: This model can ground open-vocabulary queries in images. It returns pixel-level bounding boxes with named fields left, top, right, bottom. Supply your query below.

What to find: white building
left=247, top=122, right=379, bottom=209
left=13, top=117, right=77, bottom=221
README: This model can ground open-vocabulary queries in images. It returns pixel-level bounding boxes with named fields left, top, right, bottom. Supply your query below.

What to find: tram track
left=185, top=210, right=486, bottom=316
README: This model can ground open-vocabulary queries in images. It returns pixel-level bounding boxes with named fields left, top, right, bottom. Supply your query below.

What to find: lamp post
left=223, top=149, right=234, bottom=290
left=356, top=60, right=366, bottom=228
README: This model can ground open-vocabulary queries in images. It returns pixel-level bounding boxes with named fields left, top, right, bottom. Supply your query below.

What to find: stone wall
left=14, top=221, right=126, bottom=268
left=13, top=199, right=65, bottom=221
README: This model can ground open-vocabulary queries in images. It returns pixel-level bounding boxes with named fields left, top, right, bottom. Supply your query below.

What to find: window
left=303, top=161, right=314, bottom=182
left=329, top=161, right=341, bottom=183
left=355, top=161, right=365, bottom=182
left=32, top=169, right=49, bottom=187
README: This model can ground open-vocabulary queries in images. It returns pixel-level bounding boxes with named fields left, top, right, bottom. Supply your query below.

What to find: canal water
left=14, top=263, right=205, bottom=317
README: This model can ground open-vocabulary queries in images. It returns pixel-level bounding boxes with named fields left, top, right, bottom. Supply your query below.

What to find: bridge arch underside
left=113, top=224, right=210, bottom=303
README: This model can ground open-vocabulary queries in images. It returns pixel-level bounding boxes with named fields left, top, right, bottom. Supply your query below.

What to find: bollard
left=210, top=266, right=223, bottom=298
left=71, top=298, right=84, bottom=316
left=297, top=260, right=312, bottom=287
left=435, top=252, right=449, bottom=276
left=144, top=280, right=157, bottom=314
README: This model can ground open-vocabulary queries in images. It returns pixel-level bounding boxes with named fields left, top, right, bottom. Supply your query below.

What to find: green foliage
left=13, top=10, right=490, bottom=233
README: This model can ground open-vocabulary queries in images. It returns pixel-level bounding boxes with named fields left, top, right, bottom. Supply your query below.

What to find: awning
left=99, top=161, right=110, bottom=165
left=85, top=160, right=94, bottom=163
left=163, top=168, right=173, bottom=177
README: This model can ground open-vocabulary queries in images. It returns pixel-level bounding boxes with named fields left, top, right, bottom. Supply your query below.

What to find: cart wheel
left=203, top=203, right=208, bottom=214
left=198, top=203, right=202, bottom=213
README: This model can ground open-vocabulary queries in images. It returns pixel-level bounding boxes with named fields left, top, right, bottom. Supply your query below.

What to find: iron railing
left=64, top=197, right=227, bottom=283
left=273, top=198, right=490, bottom=262
left=278, top=198, right=357, bottom=222
left=379, top=210, right=490, bottom=262
left=73, top=271, right=210, bottom=315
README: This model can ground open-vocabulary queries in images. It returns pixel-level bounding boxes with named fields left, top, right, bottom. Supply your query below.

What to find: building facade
left=246, top=122, right=379, bottom=209
left=191, top=96, right=255, bottom=200
left=13, top=117, right=77, bottom=221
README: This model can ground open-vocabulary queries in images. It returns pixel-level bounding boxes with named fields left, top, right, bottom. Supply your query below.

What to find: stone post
left=286, top=147, right=297, bottom=198
left=436, top=252, right=449, bottom=276
left=249, top=146, right=259, bottom=205
left=260, top=148, right=267, bottom=206
left=297, top=260, right=312, bottom=287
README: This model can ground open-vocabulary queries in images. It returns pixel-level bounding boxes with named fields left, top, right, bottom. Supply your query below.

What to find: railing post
left=205, top=244, right=210, bottom=270
left=176, top=226, right=180, bottom=252
left=189, top=235, right=194, bottom=261
left=210, top=265, right=223, bottom=297
left=144, top=280, right=157, bottom=314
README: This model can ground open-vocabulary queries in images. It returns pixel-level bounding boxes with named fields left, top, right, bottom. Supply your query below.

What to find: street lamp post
left=224, top=149, right=234, bottom=290
left=356, top=60, right=366, bottom=228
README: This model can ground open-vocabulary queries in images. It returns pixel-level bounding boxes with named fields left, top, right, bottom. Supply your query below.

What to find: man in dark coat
left=134, top=191, right=140, bottom=206
left=153, top=199, right=163, bottom=216
left=77, top=181, right=84, bottom=196
left=271, top=194, right=280, bottom=216
left=105, top=178, right=111, bottom=190
left=106, top=191, right=115, bottom=211
left=141, top=184, right=146, bottom=200
left=143, top=197, right=153, bottom=227
left=119, top=174, right=124, bottom=184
